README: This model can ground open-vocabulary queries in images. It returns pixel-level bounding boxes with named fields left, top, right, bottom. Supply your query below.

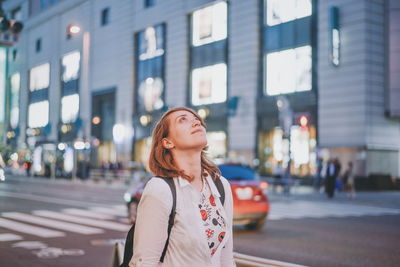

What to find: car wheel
left=245, top=218, right=266, bottom=231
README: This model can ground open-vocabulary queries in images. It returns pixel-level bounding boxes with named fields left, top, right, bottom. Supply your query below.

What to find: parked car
left=123, top=164, right=269, bottom=230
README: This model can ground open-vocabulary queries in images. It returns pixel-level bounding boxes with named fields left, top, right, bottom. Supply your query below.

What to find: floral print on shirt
left=198, top=181, right=227, bottom=256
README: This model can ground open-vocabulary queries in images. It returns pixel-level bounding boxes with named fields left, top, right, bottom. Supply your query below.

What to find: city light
left=74, top=141, right=85, bottom=150
left=113, top=124, right=126, bottom=144
left=58, top=143, right=66, bottom=150
left=68, top=24, right=80, bottom=35
left=92, top=116, right=101, bottom=125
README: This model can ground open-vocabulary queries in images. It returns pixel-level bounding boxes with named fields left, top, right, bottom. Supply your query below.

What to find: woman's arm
left=129, top=178, right=173, bottom=267
left=220, top=177, right=236, bottom=267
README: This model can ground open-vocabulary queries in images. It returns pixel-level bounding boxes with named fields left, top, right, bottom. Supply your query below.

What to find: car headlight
left=124, top=193, right=131, bottom=203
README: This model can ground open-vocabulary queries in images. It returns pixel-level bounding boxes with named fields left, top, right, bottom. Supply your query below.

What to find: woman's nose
left=192, top=119, right=200, bottom=127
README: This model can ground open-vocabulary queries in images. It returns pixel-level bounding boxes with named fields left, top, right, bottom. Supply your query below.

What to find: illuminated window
left=290, top=126, right=310, bottom=166
left=206, top=131, right=227, bottom=159
left=10, top=73, right=20, bottom=129
left=61, top=94, right=79, bottom=123
left=192, top=63, right=227, bottom=105
left=266, top=0, right=311, bottom=26
left=138, top=26, right=164, bottom=61
left=136, top=24, right=165, bottom=112
left=192, top=1, right=227, bottom=47
left=28, top=101, right=49, bottom=128
left=138, top=77, right=164, bottom=112
left=29, top=63, right=50, bottom=91
left=265, top=45, right=311, bottom=95
left=62, top=51, right=80, bottom=82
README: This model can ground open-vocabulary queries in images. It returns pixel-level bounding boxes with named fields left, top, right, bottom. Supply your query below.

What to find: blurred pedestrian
left=325, top=159, right=336, bottom=198
left=314, top=157, right=323, bottom=192
left=343, top=161, right=356, bottom=199
left=130, top=107, right=235, bottom=266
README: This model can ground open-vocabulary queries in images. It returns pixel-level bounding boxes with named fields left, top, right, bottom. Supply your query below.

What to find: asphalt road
left=1, top=175, right=399, bottom=267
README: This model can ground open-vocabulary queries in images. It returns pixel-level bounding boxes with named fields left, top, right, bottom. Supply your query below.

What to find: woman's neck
left=172, top=149, right=202, bottom=182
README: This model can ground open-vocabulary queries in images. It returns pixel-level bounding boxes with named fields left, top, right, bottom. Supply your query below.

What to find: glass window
left=138, top=26, right=165, bottom=60
left=191, top=63, right=227, bottom=106
left=36, top=38, right=41, bottom=53
left=62, top=51, right=80, bottom=82
left=136, top=24, right=165, bottom=112
left=61, top=94, right=79, bottom=123
left=29, top=63, right=50, bottom=91
left=138, top=77, right=164, bottom=112
left=28, top=101, right=49, bottom=128
left=10, top=73, right=20, bottom=129
left=144, top=0, right=156, bottom=8
left=265, top=45, right=311, bottom=95
left=101, top=8, right=110, bottom=26
left=192, top=1, right=227, bottom=47
left=206, top=131, right=227, bottom=159
left=266, top=0, right=311, bottom=26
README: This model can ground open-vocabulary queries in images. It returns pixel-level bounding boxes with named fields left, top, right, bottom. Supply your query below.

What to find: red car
left=124, top=164, right=269, bottom=230
left=219, top=163, right=269, bottom=230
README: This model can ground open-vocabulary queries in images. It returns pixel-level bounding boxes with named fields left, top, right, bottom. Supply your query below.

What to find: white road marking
left=62, top=208, right=115, bottom=220
left=0, top=190, right=108, bottom=208
left=2, top=212, right=103, bottom=235
left=0, top=218, right=65, bottom=238
left=89, top=207, right=127, bottom=217
left=32, top=210, right=130, bottom=232
left=0, top=233, right=23, bottom=241
left=269, top=201, right=400, bottom=220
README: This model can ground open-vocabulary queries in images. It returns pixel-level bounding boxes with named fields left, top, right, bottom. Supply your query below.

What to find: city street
left=1, top=175, right=400, bottom=267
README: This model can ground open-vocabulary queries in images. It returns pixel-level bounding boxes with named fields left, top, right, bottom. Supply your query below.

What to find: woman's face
left=164, top=110, right=207, bottom=151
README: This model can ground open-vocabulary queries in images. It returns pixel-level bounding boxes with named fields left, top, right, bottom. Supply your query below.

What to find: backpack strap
left=157, top=177, right=176, bottom=263
left=213, top=176, right=225, bottom=206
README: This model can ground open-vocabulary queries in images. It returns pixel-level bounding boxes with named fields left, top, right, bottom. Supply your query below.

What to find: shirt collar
left=177, top=173, right=221, bottom=198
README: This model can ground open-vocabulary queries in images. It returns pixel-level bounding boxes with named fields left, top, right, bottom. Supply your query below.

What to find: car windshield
left=219, top=164, right=256, bottom=181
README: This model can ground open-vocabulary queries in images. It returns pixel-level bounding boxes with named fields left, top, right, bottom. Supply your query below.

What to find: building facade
left=1, top=0, right=399, bottom=178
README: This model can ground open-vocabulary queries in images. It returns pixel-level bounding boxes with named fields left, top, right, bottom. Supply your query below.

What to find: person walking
left=343, top=162, right=356, bottom=199
left=325, top=159, right=336, bottom=198
left=129, top=107, right=235, bottom=267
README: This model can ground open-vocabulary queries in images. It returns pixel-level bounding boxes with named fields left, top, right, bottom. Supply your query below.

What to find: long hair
left=148, top=107, right=220, bottom=181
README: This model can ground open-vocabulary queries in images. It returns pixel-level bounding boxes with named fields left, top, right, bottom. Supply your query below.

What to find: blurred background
left=0, top=0, right=399, bottom=184
left=0, top=0, right=399, bottom=267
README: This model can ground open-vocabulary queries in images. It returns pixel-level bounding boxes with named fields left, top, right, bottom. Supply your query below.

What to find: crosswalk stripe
left=89, top=207, right=127, bottom=217
left=0, top=233, right=23, bottom=241
left=0, top=218, right=65, bottom=238
left=62, top=208, right=115, bottom=220
left=33, top=210, right=130, bottom=232
left=269, top=201, right=400, bottom=220
left=2, top=212, right=104, bottom=235
left=113, top=205, right=127, bottom=211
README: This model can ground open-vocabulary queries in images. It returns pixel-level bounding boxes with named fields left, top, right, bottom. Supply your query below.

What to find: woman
left=130, top=107, right=235, bottom=267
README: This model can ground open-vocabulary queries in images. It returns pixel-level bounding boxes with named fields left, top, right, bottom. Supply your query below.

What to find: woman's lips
left=191, top=129, right=204, bottom=134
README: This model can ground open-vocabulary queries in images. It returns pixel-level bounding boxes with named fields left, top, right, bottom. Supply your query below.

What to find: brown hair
left=148, top=107, right=220, bottom=181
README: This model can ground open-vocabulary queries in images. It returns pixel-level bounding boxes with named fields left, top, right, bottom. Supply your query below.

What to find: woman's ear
left=162, top=138, right=175, bottom=149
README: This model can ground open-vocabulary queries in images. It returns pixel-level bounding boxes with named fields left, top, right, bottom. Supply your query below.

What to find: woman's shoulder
left=142, top=177, right=175, bottom=199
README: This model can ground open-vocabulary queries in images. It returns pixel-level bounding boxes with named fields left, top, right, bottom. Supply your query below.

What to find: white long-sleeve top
left=129, top=174, right=236, bottom=267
